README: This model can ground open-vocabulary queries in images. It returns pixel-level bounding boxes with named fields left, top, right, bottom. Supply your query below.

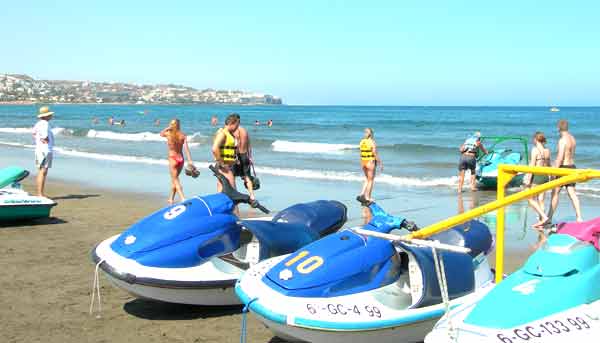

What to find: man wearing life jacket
left=458, top=131, right=487, bottom=192
left=212, top=114, right=240, bottom=193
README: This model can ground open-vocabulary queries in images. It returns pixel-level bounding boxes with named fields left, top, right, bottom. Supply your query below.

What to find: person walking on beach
left=212, top=114, right=239, bottom=192
left=458, top=132, right=488, bottom=192
left=32, top=106, right=55, bottom=197
left=357, top=128, right=382, bottom=205
left=232, top=114, right=257, bottom=201
left=524, top=132, right=551, bottom=228
left=547, top=119, right=583, bottom=223
left=160, top=119, right=194, bottom=204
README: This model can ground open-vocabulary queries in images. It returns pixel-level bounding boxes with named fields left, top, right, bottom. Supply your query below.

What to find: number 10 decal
left=285, top=250, right=324, bottom=274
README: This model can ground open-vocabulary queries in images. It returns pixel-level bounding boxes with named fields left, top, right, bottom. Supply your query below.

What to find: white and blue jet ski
left=425, top=218, right=600, bottom=343
left=235, top=203, right=494, bottom=343
left=91, top=165, right=347, bottom=305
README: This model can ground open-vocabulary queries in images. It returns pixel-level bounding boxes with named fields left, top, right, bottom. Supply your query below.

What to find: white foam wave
left=255, top=166, right=458, bottom=187
left=272, top=140, right=355, bottom=154
left=86, top=129, right=166, bottom=142
left=0, top=127, right=65, bottom=135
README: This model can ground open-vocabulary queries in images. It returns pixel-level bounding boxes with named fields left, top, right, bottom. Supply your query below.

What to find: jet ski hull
left=93, top=235, right=245, bottom=305
left=236, top=255, right=495, bottom=343
left=0, top=190, right=56, bottom=222
left=425, top=298, right=600, bottom=343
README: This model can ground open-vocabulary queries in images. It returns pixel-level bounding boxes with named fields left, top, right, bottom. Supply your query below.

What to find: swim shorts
left=458, top=154, right=476, bottom=172
left=35, top=151, right=53, bottom=169
left=559, top=164, right=576, bottom=187
left=234, top=153, right=252, bottom=178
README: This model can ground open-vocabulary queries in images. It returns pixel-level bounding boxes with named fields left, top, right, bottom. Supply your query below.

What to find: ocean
left=1, top=104, right=599, bottom=235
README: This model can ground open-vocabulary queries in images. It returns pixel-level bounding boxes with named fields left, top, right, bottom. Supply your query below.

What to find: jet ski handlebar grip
left=250, top=200, right=270, bottom=214
left=209, top=164, right=269, bottom=213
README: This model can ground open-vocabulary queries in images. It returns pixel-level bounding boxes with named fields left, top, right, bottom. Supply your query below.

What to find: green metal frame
left=478, top=136, right=529, bottom=164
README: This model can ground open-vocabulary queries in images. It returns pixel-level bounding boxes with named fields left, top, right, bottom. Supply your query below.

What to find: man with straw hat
left=32, top=106, right=55, bottom=197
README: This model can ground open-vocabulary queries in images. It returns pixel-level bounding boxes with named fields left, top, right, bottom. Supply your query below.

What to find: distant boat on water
left=550, top=106, right=560, bottom=112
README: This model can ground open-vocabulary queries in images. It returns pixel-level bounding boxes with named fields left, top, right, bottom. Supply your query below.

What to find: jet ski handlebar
left=351, top=227, right=472, bottom=254
left=209, top=164, right=270, bottom=214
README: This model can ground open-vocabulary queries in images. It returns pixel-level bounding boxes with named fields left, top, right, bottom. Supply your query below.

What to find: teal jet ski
left=0, top=166, right=56, bottom=222
left=425, top=218, right=600, bottom=343
left=476, top=136, right=529, bottom=189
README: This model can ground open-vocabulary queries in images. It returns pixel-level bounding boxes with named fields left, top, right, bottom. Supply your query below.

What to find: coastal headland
left=0, top=74, right=283, bottom=105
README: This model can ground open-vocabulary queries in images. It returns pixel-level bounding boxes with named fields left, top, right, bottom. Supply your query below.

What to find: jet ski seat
left=557, top=217, right=600, bottom=251
left=241, top=200, right=347, bottom=259
left=429, top=220, right=493, bottom=258
left=0, top=166, right=29, bottom=189
left=397, top=220, right=492, bottom=309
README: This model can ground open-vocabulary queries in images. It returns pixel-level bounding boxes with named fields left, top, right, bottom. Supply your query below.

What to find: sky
left=2, top=1, right=599, bottom=105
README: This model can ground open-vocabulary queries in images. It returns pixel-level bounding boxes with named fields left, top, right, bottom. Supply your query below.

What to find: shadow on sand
left=52, top=194, right=101, bottom=200
left=123, top=299, right=243, bottom=320
left=0, top=216, right=67, bottom=228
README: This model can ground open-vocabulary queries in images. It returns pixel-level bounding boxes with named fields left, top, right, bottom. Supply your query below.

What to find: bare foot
left=470, top=187, right=477, bottom=192
left=532, top=216, right=549, bottom=229
left=576, top=217, right=583, bottom=222
left=167, top=199, right=174, bottom=205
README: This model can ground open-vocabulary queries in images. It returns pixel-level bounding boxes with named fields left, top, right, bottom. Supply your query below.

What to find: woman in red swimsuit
left=160, top=119, right=194, bottom=204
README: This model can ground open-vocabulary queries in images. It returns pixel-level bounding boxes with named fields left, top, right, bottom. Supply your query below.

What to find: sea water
left=1, top=105, right=598, bottom=233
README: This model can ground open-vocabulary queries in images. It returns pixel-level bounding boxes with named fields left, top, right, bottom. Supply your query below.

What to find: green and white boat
left=0, top=166, right=56, bottom=222
left=475, top=136, right=529, bottom=189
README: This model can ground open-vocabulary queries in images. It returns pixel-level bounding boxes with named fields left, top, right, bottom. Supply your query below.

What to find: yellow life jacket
left=218, top=128, right=237, bottom=164
left=360, top=138, right=375, bottom=161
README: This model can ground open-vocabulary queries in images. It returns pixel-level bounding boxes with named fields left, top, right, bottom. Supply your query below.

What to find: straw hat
left=37, top=106, right=54, bottom=118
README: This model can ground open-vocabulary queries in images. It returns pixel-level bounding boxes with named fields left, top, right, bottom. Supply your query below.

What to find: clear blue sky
left=2, top=1, right=599, bottom=105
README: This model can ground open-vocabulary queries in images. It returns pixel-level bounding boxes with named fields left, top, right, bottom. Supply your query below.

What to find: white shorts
left=35, top=151, right=53, bottom=169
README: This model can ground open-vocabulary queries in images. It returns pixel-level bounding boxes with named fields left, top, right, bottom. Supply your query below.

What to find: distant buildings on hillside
left=0, top=74, right=283, bottom=105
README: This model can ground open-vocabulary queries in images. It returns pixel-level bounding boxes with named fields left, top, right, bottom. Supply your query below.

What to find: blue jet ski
left=476, top=136, right=529, bottom=189
left=425, top=218, right=600, bottom=343
left=236, top=203, right=494, bottom=343
left=91, top=165, right=347, bottom=305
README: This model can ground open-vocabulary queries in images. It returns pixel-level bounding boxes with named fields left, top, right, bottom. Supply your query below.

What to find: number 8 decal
left=285, top=250, right=324, bottom=274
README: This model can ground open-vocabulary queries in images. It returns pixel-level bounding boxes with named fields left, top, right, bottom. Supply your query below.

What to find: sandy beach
left=0, top=180, right=277, bottom=343
left=0, top=178, right=542, bottom=343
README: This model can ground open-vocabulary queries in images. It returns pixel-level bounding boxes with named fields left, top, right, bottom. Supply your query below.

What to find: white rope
left=89, top=259, right=105, bottom=318
left=432, top=245, right=457, bottom=341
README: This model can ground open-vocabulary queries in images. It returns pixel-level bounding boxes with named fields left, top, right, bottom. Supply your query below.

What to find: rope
left=89, top=259, right=105, bottom=318
left=240, top=298, right=258, bottom=343
left=432, top=246, right=457, bottom=341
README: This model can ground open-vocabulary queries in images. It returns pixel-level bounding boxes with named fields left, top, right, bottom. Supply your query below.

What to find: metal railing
left=404, top=165, right=600, bottom=283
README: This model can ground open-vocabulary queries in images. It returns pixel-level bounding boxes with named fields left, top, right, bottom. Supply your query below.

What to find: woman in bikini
left=160, top=119, right=194, bottom=204
left=525, top=131, right=551, bottom=228
left=357, top=128, right=383, bottom=206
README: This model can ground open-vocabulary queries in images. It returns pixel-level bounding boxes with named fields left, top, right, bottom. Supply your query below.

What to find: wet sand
left=1, top=180, right=532, bottom=343
left=0, top=180, right=275, bottom=343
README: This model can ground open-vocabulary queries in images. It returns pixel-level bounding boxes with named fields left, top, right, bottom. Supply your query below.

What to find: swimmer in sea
left=160, top=119, right=194, bottom=204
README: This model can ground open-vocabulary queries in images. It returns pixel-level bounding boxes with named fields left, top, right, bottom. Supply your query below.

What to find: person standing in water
left=547, top=119, right=583, bottom=223
left=357, top=128, right=382, bottom=205
left=524, top=132, right=551, bottom=228
left=212, top=114, right=239, bottom=192
left=160, top=119, right=194, bottom=204
left=458, top=132, right=488, bottom=192
left=232, top=114, right=257, bottom=201
left=32, top=106, right=55, bottom=197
